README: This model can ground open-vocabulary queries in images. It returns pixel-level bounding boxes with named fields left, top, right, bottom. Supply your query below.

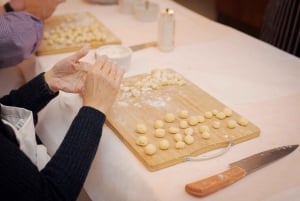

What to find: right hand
left=81, top=56, right=125, bottom=115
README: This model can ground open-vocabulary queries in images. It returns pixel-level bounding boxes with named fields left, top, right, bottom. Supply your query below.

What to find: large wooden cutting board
left=106, top=69, right=260, bottom=171
left=36, top=12, right=121, bottom=56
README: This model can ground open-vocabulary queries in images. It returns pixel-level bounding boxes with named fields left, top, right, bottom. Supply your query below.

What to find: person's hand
left=81, top=55, right=125, bottom=114
left=44, top=45, right=90, bottom=94
left=23, top=0, right=64, bottom=20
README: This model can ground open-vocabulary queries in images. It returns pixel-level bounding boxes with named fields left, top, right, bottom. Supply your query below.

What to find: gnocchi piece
left=178, top=110, right=189, bottom=119
left=175, top=141, right=185, bottom=149
left=184, top=127, right=194, bottom=135
left=154, top=120, right=164, bottom=129
left=144, top=144, right=157, bottom=155
left=136, top=136, right=148, bottom=146
left=199, top=125, right=210, bottom=133
left=197, top=115, right=205, bottom=123
left=212, top=109, right=219, bottom=115
left=174, top=133, right=183, bottom=142
left=154, top=128, right=166, bottom=138
left=188, top=116, right=198, bottom=126
left=164, top=113, right=176, bottom=123
left=216, top=112, right=226, bottom=120
left=184, top=135, right=194, bottom=145
left=179, top=120, right=189, bottom=129
left=168, top=126, right=179, bottom=134
left=159, top=139, right=170, bottom=150
left=227, top=119, right=238, bottom=129
left=223, top=107, right=233, bottom=117
left=204, top=111, right=213, bottom=119
left=237, top=117, right=249, bottom=126
left=201, top=131, right=211, bottom=139
left=212, top=121, right=221, bottom=129
left=135, top=123, right=147, bottom=134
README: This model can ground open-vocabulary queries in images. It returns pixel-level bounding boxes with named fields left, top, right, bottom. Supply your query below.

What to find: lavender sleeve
left=0, top=12, right=43, bottom=68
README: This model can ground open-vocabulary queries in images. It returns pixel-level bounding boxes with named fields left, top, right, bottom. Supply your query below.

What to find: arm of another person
left=0, top=12, right=43, bottom=68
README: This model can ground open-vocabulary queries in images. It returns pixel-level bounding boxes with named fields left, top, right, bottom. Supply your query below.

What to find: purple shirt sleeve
left=0, top=12, right=43, bottom=68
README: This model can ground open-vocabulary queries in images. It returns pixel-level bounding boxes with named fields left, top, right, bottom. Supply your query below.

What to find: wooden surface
left=36, top=12, right=121, bottom=56
left=107, top=69, right=260, bottom=171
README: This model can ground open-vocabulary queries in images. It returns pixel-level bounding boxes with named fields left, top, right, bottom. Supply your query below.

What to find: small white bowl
left=133, top=1, right=159, bottom=22
left=95, top=45, right=132, bottom=71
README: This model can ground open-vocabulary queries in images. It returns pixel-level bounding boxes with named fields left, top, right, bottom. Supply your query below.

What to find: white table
left=35, top=0, right=300, bottom=201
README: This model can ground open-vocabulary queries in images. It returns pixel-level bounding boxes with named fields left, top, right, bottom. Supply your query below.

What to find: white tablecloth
left=35, top=0, right=300, bottom=201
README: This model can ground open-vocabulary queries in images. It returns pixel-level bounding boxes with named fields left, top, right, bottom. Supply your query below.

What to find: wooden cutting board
left=36, top=12, right=121, bottom=56
left=106, top=69, right=260, bottom=171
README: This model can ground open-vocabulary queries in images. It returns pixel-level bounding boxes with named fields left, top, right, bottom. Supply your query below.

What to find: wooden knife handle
left=185, top=166, right=246, bottom=197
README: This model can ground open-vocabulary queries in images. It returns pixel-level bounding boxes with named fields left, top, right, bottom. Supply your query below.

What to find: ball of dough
left=178, top=110, right=189, bottom=119
left=135, top=123, right=147, bottom=134
left=204, top=111, right=213, bottom=119
left=199, top=125, right=210, bottom=133
left=184, top=135, right=194, bottom=145
left=175, top=141, right=185, bottom=149
left=216, top=112, right=226, bottom=120
left=227, top=119, right=238, bottom=129
left=212, top=121, right=221, bottom=129
left=184, top=127, right=194, bottom=135
left=168, top=126, right=179, bottom=134
left=154, top=120, right=164, bottom=129
left=174, top=133, right=183, bottom=142
left=201, top=131, right=211, bottom=139
left=223, top=107, right=233, bottom=117
left=164, top=113, right=176, bottom=123
left=212, top=109, right=219, bottom=115
left=179, top=120, right=189, bottom=129
left=197, top=115, right=205, bottom=123
left=237, top=117, right=248, bottom=126
left=159, top=139, right=170, bottom=150
left=154, top=128, right=166, bottom=138
left=188, top=116, right=198, bottom=126
left=136, top=136, right=148, bottom=146
left=144, top=144, right=157, bottom=155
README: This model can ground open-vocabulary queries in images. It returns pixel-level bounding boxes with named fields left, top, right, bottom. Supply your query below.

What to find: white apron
left=1, top=104, right=50, bottom=170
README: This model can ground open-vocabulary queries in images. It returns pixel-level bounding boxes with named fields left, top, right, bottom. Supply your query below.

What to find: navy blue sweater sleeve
left=0, top=107, right=106, bottom=201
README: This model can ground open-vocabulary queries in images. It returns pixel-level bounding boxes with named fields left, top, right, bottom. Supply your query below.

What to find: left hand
left=44, top=45, right=90, bottom=94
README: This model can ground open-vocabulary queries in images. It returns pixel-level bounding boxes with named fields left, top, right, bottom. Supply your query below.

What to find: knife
left=129, top=41, right=157, bottom=52
left=185, top=144, right=298, bottom=197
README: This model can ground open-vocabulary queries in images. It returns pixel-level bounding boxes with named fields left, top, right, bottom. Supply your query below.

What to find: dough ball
left=188, top=116, right=198, bottom=126
left=136, top=136, right=148, bottom=146
left=168, top=126, right=179, bottom=134
left=159, top=139, right=170, bottom=150
left=223, top=107, right=233, bottom=117
left=237, top=117, right=248, bottom=126
left=144, top=144, right=157, bottom=155
left=212, top=121, right=221, bottom=129
left=179, top=120, right=189, bottom=129
left=199, top=125, right=210, bottom=133
left=201, top=131, right=211, bottom=139
left=154, top=120, right=164, bottom=129
left=135, top=123, right=147, bottom=134
left=197, top=115, right=205, bottom=123
left=212, top=109, right=219, bottom=115
left=178, top=110, right=189, bottom=119
left=184, top=127, right=194, bottom=135
left=154, top=128, right=166, bottom=138
left=216, top=112, right=226, bottom=120
left=227, top=119, right=238, bottom=129
left=174, top=133, right=183, bottom=142
left=164, top=113, right=176, bottom=123
left=184, top=135, right=194, bottom=145
left=204, top=111, right=213, bottom=119
left=175, top=141, right=185, bottom=149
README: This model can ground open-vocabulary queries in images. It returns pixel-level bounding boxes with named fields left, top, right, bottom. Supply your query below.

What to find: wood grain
left=36, top=12, right=121, bottom=56
left=106, top=69, right=260, bottom=171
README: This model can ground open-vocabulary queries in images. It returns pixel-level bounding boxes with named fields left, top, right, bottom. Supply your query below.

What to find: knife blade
left=185, top=144, right=298, bottom=197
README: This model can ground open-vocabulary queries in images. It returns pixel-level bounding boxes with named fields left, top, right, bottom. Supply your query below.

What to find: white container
left=133, top=1, right=159, bottom=22
left=95, top=45, right=132, bottom=71
left=158, top=8, right=175, bottom=52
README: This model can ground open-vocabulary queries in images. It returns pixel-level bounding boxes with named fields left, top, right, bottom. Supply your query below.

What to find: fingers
left=70, top=44, right=90, bottom=62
